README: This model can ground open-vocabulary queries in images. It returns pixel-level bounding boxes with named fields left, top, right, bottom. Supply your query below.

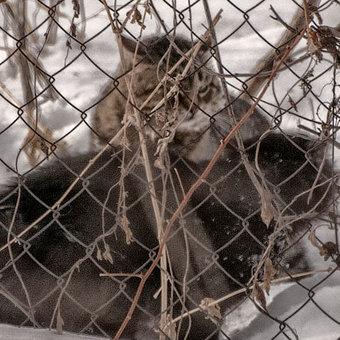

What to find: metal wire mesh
left=0, top=1, right=339, bottom=339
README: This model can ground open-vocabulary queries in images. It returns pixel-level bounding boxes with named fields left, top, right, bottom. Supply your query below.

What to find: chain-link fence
left=0, top=1, right=339, bottom=339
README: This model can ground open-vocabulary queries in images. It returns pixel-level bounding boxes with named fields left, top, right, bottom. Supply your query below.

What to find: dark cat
left=0, top=133, right=331, bottom=339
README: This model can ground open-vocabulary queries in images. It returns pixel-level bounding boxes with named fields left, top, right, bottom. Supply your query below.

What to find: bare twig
left=242, top=0, right=321, bottom=102
left=297, top=124, right=340, bottom=149
left=99, top=273, right=143, bottom=279
left=6, top=181, right=37, bottom=326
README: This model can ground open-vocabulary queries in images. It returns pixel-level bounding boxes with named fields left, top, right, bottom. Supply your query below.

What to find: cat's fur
left=0, top=35, right=332, bottom=339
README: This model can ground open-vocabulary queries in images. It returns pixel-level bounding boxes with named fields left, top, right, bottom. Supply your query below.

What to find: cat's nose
left=188, top=102, right=199, bottom=118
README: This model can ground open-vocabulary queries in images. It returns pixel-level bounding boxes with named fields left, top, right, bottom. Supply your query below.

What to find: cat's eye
left=198, top=85, right=209, bottom=95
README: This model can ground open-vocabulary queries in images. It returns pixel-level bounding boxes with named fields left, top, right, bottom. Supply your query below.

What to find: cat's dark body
left=0, top=132, right=331, bottom=339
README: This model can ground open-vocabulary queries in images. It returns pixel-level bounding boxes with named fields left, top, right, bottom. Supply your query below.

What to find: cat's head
left=119, top=35, right=223, bottom=153
left=95, top=34, right=268, bottom=161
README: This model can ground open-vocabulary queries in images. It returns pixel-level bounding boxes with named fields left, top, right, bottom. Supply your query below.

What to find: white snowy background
left=0, top=0, right=339, bottom=339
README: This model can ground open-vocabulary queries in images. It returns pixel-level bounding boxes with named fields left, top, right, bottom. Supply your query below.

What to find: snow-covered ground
left=0, top=324, right=105, bottom=340
left=0, top=0, right=339, bottom=339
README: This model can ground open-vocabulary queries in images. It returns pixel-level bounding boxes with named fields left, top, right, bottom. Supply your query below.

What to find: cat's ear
left=120, top=35, right=147, bottom=57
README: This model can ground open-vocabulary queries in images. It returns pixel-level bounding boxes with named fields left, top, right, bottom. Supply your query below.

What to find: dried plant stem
left=102, top=2, right=169, bottom=338
left=15, top=1, right=60, bottom=165
left=298, top=124, right=340, bottom=149
left=0, top=81, right=37, bottom=128
left=103, top=4, right=221, bottom=338
left=0, top=290, right=36, bottom=323
left=131, top=56, right=170, bottom=340
left=49, top=260, right=82, bottom=333
left=0, top=81, right=58, bottom=160
left=242, top=0, right=321, bottom=102
left=302, top=0, right=311, bottom=30
left=174, top=168, right=186, bottom=199
left=99, top=273, right=143, bottom=279
left=6, top=182, right=36, bottom=326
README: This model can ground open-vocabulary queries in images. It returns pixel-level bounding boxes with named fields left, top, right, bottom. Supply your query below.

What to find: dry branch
left=242, top=0, right=321, bottom=101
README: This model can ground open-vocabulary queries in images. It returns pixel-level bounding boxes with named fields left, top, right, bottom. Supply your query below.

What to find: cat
left=91, top=35, right=270, bottom=162
left=0, top=35, right=333, bottom=340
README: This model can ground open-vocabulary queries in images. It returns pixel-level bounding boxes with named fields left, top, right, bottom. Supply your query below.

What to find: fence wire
left=0, top=1, right=339, bottom=339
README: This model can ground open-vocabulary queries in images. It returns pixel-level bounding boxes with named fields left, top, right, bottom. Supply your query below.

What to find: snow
left=223, top=273, right=340, bottom=340
left=0, top=0, right=339, bottom=339
left=0, top=324, right=105, bottom=340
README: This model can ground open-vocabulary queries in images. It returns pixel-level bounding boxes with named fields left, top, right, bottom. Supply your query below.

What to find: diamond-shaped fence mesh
left=0, top=1, right=339, bottom=339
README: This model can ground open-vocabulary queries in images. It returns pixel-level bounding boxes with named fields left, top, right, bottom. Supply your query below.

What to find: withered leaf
left=154, top=157, right=166, bottom=170
left=72, top=0, right=80, bottom=17
left=103, top=242, right=113, bottom=264
left=132, top=8, right=142, bottom=23
left=127, top=7, right=146, bottom=29
left=328, top=26, right=340, bottom=39
left=96, top=246, right=103, bottom=261
left=121, top=215, right=132, bottom=244
left=316, top=26, right=340, bottom=65
left=288, top=95, right=298, bottom=112
left=66, top=40, right=72, bottom=49
left=309, top=28, right=319, bottom=46
left=71, top=23, right=77, bottom=37
left=253, top=283, right=267, bottom=310
left=199, top=298, right=222, bottom=325
left=320, top=242, right=338, bottom=261
left=144, top=2, right=151, bottom=14
left=263, top=258, right=277, bottom=295
left=40, top=138, right=49, bottom=158
left=307, top=28, right=322, bottom=61
left=155, top=112, right=167, bottom=128
left=260, top=190, right=275, bottom=227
